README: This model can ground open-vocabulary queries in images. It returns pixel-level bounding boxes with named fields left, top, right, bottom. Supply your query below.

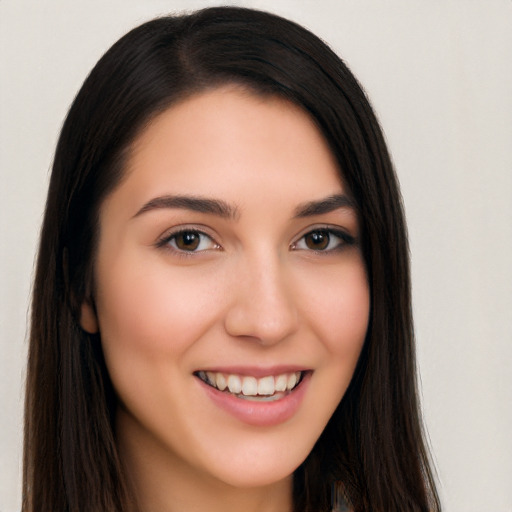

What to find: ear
left=80, top=298, right=99, bottom=333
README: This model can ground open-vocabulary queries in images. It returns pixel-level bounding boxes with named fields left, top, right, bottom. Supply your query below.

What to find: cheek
left=300, top=258, right=369, bottom=415
left=303, top=259, right=370, bottom=358
left=93, top=255, right=230, bottom=433
left=98, top=262, right=212, bottom=341
left=93, top=252, right=228, bottom=382
left=330, top=279, right=369, bottom=357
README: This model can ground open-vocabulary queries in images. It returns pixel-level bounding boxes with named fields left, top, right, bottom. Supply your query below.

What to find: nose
left=223, top=252, right=299, bottom=346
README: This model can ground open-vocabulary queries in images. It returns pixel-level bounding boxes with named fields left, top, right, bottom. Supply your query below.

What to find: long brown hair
left=24, top=6, right=441, bottom=511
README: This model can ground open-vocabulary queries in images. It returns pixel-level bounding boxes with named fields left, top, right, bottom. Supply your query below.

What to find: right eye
left=158, top=229, right=219, bottom=253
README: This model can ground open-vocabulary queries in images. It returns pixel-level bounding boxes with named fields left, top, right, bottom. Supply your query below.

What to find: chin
left=196, top=436, right=312, bottom=490
left=212, top=463, right=296, bottom=490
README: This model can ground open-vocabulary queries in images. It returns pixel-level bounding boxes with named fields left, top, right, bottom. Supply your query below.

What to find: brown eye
left=304, top=230, right=330, bottom=250
left=292, top=228, right=354, bottom=253
left=161, top=230, right=218, bottom=253
left=174, top=231, right=201, bottom=251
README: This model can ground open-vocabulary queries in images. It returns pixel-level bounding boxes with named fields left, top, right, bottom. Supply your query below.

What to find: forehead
left=108, top=86, right=346, bottom=217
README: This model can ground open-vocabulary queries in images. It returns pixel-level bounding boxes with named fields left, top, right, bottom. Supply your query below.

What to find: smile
left=195, top=368, right=312, bottom=426
left=195, top=370, right=305, bottom=401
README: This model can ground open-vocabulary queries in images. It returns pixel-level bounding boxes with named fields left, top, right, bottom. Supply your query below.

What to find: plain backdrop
left=1, top=1, right=511, bottom=511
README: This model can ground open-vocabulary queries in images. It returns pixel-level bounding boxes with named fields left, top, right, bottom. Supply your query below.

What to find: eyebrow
left=133, top=193, right=355, bottom=220
left=293, top=194, right=356, bottom=218
left=133, top=195, right=239, bottom=220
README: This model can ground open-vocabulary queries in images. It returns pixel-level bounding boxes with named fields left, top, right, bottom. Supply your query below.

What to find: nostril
left=223, top=307, right=299, bottom=345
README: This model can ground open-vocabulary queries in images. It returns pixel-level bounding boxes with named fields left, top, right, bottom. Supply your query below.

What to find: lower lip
left=197, top=373, right=311, bottom=427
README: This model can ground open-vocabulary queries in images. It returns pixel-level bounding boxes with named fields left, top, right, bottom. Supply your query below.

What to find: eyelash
left=156, top=226, right=355, bottom=257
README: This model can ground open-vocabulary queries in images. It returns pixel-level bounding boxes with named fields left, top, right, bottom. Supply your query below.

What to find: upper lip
left=193, top=365, right=310, bottom=378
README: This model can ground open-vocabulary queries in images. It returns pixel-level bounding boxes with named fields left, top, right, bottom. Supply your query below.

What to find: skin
left=81, top=86, right=369, bottom=512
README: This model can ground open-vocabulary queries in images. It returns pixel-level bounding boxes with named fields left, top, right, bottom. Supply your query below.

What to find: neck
left=117, top=410, right=293, bottom=512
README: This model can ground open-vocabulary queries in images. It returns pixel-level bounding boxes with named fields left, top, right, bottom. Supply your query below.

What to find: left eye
left=163, top=230, right=218, bottom=252
left=292, top=229, right=351, bottom=252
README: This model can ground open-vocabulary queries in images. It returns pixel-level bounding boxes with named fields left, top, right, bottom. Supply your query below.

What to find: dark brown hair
left=24, top=6, right=440, bottom=512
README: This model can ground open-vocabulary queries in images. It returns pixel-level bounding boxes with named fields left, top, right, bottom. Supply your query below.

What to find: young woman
left=23, top=6, right=441, bottom=512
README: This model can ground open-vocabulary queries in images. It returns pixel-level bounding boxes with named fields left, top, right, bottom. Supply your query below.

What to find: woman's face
left=81, top=87, right=369, bottom=492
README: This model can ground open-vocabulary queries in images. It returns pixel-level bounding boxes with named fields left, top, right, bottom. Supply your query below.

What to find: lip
left=196, top=370, right=311, bottom=427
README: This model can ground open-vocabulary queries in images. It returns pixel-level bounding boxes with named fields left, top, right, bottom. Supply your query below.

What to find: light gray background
left=1, top=1, right=511, bottom=511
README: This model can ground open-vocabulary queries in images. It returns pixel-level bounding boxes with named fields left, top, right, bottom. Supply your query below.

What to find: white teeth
left=257, top=376, right=275, bottom=396
left=241, top=376, right=258, bottom=396
left=215, top=373, right=227, bottom=391
left=227, top=374, right=242, bottom=394
left=286, top=372, right=298, bottom=390
left=274, top=374, right=287, bottom=392
left=198, top=370, right=304, bottom=397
